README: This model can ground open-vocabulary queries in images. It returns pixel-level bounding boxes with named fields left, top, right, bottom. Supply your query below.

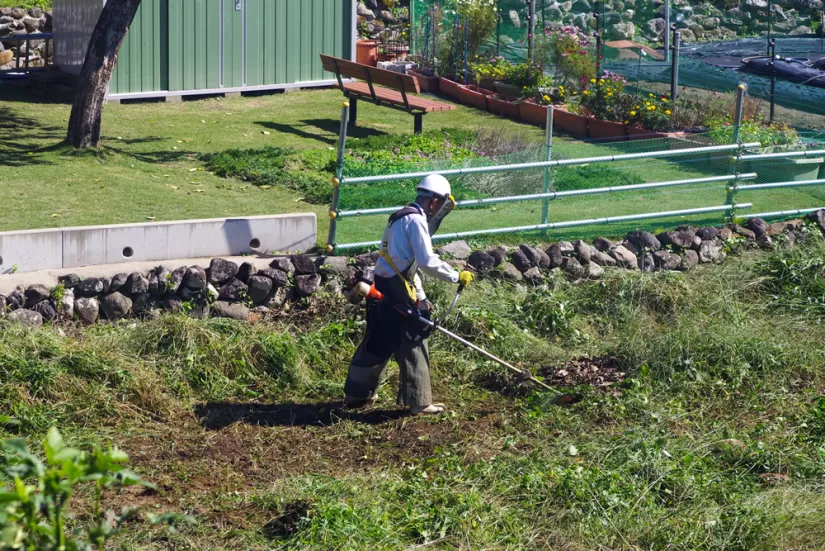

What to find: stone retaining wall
left=0, top=7, right=52, bottom=70
left=4, top=211, right=825, bottom=328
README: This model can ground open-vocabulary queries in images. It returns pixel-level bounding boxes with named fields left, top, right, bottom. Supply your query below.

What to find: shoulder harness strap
left=379, top=204, right=422, bottom=303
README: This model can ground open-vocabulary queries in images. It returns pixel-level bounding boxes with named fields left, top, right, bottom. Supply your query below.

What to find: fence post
left=726, top=84, right=747, bottom=223
left=670, top=27, right=680, bottom=100
left=464, top=15, right=469, bottom=84
left=733, top=83, right=746, bottom=145
left=542, top=105, right=554, bottom=226
left=528, top=0, right=536, bottom=63
left=410, top=1, right=415, bottom=56
left=423, top=11, right=431, bottom=75
left=768, top=39, right=776, bottom=123
left=664, top=0, right=671, bottom=63
left=496, top=4, right=501, bottom=57
left=327, top=101, right=351, bottom=253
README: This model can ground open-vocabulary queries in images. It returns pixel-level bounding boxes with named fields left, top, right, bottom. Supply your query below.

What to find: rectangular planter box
left=627, top=126, right=668, bottom=141
left=460, top=85, right=494, bottom=111
left=408, top=70, right=439, bottom=93
left=519, top=100, right=549, bottom=127
left=494, top=82, right=522, bottom=97
left=745, top=156, right=825, bottom=183
left=587, top=118, right=629, bottom=141
left=553, top=109, right=590, bottom=139
left=438, top=77, right=464, bottom=100
left=488, top=96, right=520, bottom=119
left=479, top=78, right=496, bottom=91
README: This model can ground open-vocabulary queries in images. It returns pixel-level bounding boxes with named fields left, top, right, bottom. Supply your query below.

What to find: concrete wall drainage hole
left=122, top=247, right=134, bottom=258
left=249, top=238, right=261, bottom=249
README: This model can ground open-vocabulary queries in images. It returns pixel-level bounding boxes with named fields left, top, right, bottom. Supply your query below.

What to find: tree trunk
left=67, top=0, right=142, bottom=149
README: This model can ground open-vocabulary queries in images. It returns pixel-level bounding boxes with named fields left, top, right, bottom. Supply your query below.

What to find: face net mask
left=427, top=194, right=456, bottom=236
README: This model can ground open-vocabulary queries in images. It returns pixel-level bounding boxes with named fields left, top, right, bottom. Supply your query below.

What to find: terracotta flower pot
left=460, top=85, right=494, bottom=111
left=519, top=100, right=549, bottom=127
left=553, top=109, right=590, bottom=139
left=356, top=40, right=378, bottom=67
left=488, top=96, right=520, bottom=119
left=409, top=69, right=440, bottom=93
left=587, top=118, right=629, bottom=141
left=438, top=77, right=464, bottom=100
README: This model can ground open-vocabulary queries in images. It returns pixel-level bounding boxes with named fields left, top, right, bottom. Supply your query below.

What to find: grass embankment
left=3, top=235, right=825, bottom=549
left=4, top=87, right=825, bottom=248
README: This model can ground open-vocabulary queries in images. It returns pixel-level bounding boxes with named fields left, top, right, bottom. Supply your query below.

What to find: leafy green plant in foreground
left=0, top=426, right=187, bottom=550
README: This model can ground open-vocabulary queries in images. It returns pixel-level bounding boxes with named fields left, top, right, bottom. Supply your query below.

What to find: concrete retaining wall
left=0, top=214, right=316, bottom=274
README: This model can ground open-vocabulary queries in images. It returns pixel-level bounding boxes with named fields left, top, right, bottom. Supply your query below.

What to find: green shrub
left=204, top=129, right=488, bottom=207
left=0, top=426, right=189, bottom=550
left=706, top=115, right=798, bottom=146
left=203, top=146, right=333, bottom=204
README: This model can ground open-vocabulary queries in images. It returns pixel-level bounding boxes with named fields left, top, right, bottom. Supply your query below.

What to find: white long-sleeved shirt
left=375, top=203, right=459, bottom=300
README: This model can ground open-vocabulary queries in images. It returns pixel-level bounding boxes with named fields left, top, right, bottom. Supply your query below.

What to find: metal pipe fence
left=737, top=178, right=825, bottom=191
left=339, top=174, right=757, bottom=218
left=744, top=207, right=825, bottom=219
left=339, top=142, right=761, bottom=185
left=329, top=138, right=777, bottom=251
left=330, top=70, right=825, bottom=253
left=336, top=204, right=753, bottom=251
left=0, top=32, right=53, bottom=75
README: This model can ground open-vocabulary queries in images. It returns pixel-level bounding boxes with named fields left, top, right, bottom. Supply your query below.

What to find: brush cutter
left=366, top=285, right=579, bottom=405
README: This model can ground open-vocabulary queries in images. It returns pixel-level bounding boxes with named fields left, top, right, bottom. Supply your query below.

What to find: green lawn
left=3, top=86, right=825, bottom=251
left=0, top=87, right=545, bottom=242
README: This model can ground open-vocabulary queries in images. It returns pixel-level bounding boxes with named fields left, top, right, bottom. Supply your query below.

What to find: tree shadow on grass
left=0, top=97, right=197, bottom=167
left=100, top=139, right=197, bottom=164
left=0, top=105, right=65, bottom=166
left=195, top=401, right=409, bottom=430
left=256, top=119, right=387, bottom=146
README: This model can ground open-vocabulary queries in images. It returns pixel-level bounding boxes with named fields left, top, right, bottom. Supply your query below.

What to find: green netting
left=333, top=134, right=825, bottom=251
left=603, top=57, right=825, bottom=117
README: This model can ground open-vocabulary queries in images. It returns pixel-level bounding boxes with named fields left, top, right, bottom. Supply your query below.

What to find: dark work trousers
left=344, top=276, right=433, bottom=407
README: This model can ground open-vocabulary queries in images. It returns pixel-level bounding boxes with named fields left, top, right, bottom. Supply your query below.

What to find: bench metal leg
left=414, top=113, right=423, bottom=135
left=348, top=97, right=358, bottom=130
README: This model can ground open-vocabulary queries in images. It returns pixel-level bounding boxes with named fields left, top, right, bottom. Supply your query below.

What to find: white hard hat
left=417, top=174, right=452, bottom=198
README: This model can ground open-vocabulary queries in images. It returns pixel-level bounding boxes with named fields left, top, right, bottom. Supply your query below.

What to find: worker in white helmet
left=344, top=174, right=474, bottom=415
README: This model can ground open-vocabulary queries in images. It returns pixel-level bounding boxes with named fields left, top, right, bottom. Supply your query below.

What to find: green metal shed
left=53, top=0, right=356, bottom=100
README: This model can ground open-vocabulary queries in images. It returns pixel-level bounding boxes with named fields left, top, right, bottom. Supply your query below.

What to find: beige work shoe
left=409, top=403, right=446, bottom=416
left=344, top=395, right=378, bottom=409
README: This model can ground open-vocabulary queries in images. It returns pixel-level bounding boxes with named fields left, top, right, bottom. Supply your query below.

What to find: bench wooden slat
left=343, top=82, right=456, bottom=113
left=321, top=54, right=420, bottom=94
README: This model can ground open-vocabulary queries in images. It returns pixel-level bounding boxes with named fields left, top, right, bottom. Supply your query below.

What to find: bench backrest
left=321, top=54, right=421, bottom=94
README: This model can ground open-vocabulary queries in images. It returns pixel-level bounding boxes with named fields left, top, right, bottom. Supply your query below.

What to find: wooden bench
left=321, top=54, right=456, bottom=134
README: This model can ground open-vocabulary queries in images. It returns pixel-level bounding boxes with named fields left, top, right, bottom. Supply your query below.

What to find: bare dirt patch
left=118, top=400, right=510, bottom=512
left=478, top=356, right=627, bottom=397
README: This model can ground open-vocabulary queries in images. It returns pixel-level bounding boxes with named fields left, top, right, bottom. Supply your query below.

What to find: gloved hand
left=459, top=270, right=475, bottom=288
